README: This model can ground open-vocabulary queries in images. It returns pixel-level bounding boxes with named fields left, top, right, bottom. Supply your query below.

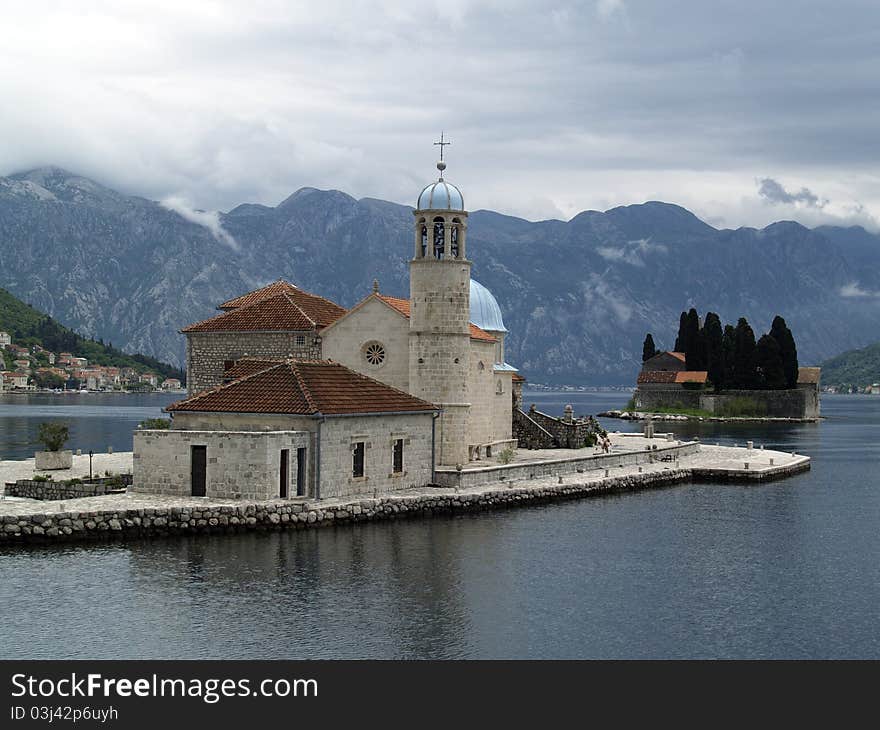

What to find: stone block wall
left=514, top=406, right=602, bottom=449
left=133, top=429, right=312, bottom=500
left=317, top=413, right=435, bottom=499
left=5, top=476, right=131, bottom=500
left=634, top=386, right=818, bottom=419
left=186, top=331, right=320, bottom=394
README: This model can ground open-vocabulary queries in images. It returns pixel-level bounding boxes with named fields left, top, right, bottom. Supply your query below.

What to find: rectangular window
left=296, top=335, right=306, bottom=346
left=352, top=441, right=365, bottom=478
left=392, top=438, right=404, bottom=474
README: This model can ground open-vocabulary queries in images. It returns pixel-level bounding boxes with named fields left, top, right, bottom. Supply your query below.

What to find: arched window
left=419, top=218, right=428, bottom=258
left=450, top=219, right=459, bottom=258
left=433, top=217, right=445, bottom=259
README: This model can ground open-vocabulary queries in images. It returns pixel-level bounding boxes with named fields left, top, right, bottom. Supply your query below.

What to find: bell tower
left=409, top=135, right=471, bottom=466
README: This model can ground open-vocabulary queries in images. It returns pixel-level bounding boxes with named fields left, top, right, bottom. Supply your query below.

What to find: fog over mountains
left=1, top=167, right=879, bottom=384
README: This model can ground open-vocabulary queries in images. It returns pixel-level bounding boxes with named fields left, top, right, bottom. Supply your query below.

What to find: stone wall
left=5, top=476, right=131, bottom=500
left=436, top=439, right=700, bottom=488
left=512, top=408, right=555, bottom=449
left=635, top=386, right=818, bottom=419
left=186, top=331, right=320, bottom=394
left=321, top=297, right=411, bottom=393
left=318, top=413, right=435, bottom=499
left=0, top=468, right=693, bottom=545
left=634, top=387, right=703, bottom=411
left=514, top=406, right=603, bottom=449
left=133, top=429, right=312, bottom=500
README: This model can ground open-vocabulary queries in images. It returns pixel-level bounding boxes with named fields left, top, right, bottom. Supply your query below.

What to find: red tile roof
left=512, top=372, right=526, bottom=383
left=637, top=369, right=707, bottom=385
left=669, top=352, right=686, bottom=362
left=220, top=280, right=303, bottom=310
left=375, top=294, right=496, bottom=343
left=674, top=371, right=708, bottom=383
left=167, top=359, right=438, bottom=416
left=223, top=358, right=284, bottom=381
left=181, top=290, right=346, bottom=333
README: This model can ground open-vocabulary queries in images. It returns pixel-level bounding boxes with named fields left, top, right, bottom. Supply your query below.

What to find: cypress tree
left=642, top=333, right=658, bottom=362
left=755, top=334, right=786, bottom=389
left=733, top=317, right=758, bottom=388
left=703, top=312, right=724, bottom=390
left=673, top=311, right=687, bottom=353
left=684, top=308, right=705, bottom=370
left=721, top=324, right=736, bottom=390
left=769, top=315, right=799, bottom=388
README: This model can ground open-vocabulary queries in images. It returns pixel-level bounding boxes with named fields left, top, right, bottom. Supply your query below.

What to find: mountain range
left=1, top=166, right=878, bottom=384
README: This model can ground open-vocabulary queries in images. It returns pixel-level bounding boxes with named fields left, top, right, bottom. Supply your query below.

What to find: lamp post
left=89, top=450, right=93, bottom=482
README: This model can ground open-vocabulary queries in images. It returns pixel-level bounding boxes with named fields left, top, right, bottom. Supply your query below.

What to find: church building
left=133, top=148, right=521, bottom=500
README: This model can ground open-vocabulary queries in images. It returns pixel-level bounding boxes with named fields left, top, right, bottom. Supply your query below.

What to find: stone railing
left=512, top=408, right=555, bottom=449
left=515, top=405, right=603, bottom=449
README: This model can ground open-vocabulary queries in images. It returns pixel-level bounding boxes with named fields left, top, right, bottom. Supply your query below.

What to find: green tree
left=642, top=333, right=658, bottom=362
left=673, top=311, right=687, bottom=352
left=703, top=312, right=724, bottom=390
left=34, top=371, right=66, bottom=390
left=769, top=315, right=799, bottom=388
left=733, top=318, right=758, bottom=388
left=684, top=308, right=705, bottom=370
left=755, top=334, right=786, bottom=389
left=37, top=422, right=69, bottom=452
left=721, top=324, right=737, bottom=390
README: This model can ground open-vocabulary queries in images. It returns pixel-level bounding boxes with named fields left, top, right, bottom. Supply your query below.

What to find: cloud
left=597, top=238, right=668, bottom=266
left=840, top=282, right=880, bottom=298
left=161, top=197, right=239, bottom=251
left=757, top=178, right=825, bottom=208
left=596, top=0, right=625, bottom=21
left=1, top=1, right=880, bottom=229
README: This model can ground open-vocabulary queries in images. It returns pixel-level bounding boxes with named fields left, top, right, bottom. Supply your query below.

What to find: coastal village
left=0, top=331, right=181, bottom=393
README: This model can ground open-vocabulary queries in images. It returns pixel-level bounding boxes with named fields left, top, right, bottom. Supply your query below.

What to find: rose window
left=364, top=342, right=386, bottom=366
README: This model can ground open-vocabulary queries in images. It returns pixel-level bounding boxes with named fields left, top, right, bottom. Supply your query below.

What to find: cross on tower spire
left=434, top=132, right=451, bottom=179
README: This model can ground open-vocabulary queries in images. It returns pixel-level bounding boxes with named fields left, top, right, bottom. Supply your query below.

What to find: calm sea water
left=1, top=392, right=878, bottom=659
left=0, top=392, right=179, bottom=460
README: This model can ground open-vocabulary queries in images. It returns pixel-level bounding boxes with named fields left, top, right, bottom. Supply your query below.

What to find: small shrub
left=66, top=478, right=82, bottom=485
left=497, top=447, right=515, bottom=465
left=33, top=474, right=53, bottom=482
left=624, top=396, right=636, bottom=411
left=105, top=475, right=125, bottom=488
left=139, top=418, right=171, bottom=430
left=583, top=432, right=598, bottom=447
left=37, top=422, right=69, bottom=452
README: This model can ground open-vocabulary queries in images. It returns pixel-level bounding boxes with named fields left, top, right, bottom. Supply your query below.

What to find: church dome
left=417, top=179, right=464, bottom=211
left=470, top=279, right=507, bottom=332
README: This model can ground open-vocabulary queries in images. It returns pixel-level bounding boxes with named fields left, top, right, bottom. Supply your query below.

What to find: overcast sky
left=3, top=0, right=880, bottom=229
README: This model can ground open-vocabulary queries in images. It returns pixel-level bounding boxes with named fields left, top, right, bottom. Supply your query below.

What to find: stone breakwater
left=0, top=470, right=688, bottom=545
left=0, top=452, right=809, bottom=546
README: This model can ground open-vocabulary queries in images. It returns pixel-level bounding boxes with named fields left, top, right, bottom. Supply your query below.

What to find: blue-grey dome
left=470, top=279, right=507, bottom=333
left=417, top=180, right=464, bottom=211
